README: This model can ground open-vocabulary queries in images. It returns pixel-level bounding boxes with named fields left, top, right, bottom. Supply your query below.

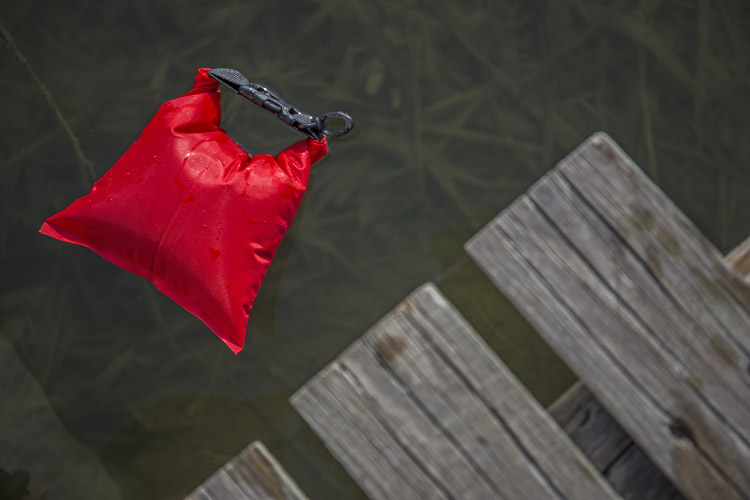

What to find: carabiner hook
left=318, top=112, right=354, bottom=137
left=208, top=68, right=354, bottom=140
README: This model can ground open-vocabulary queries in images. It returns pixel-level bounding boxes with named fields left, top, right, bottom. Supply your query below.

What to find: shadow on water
left=1, top=0, right=749, bottom=498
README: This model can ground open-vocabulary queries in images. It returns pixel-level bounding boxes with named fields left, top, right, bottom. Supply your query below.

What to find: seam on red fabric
left=150, top=143, right=216, bottom=277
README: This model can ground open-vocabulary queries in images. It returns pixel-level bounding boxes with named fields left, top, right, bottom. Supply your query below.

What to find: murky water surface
left=1, top=1, right=748, bottom=498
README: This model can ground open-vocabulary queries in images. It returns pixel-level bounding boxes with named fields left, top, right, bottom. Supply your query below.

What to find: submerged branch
left=0, top=21, right=96, bottom=186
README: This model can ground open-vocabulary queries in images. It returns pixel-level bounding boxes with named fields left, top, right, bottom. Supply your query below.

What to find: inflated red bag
left=40, top=68, right=350, bottom=353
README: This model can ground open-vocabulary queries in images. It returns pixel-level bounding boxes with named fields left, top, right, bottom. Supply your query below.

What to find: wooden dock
left=292, top=282, right=619, bottom=500
left=183, top=441, right=308, bottom=500
left=187, top=133, right=750, bottom=499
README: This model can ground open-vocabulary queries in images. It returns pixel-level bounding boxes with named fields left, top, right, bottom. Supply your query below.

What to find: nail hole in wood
left=669, top=417, right=694, bottom=442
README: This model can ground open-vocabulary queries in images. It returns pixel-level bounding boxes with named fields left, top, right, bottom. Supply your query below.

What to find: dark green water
left=1, top=1, right=749, bottom=498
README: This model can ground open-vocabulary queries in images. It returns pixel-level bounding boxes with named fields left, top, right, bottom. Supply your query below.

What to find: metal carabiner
left=318, top=112, right=355, bottom=138
left=208, top=68, right=354, bottom=140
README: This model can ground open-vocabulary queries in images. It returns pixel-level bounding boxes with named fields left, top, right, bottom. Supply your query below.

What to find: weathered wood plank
left=292, top=363, right=452, bottom=500
left=467, top=132, right=750, bottom=500
left=292, top=283, right=621, bottom=500
left=549, top=383, right=683, bottom=500
left=184, top=441, right=308, bottom=500
left=606, top=445, right=684, bottom=500
left=548, top=382, right=633, bottom=472
left=528, top=169, right=750, bottom=443
left=548, top=240, right=750, bottom=499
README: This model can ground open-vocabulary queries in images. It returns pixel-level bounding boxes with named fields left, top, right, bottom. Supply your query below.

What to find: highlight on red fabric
left=40, top=68, right=328, bottom=353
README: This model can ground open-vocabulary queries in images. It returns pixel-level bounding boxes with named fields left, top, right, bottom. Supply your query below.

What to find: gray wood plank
left=292, top=364, right=451, bottom=500
left=548, top=240, right=750, bottom=499
left=549, top=383, right=682, bottom=500
left=529, top=169, right=750, bottom=444
left=467, top=132, right=750, bottom=500
left=292, top=283, right=621, bottom=500
left=402, top=287, right=621, bottom=499
left=606, top=445, right=684, bottom=500
left=548, top=382, right=633, bottom=472
left=183, top=441, right=308, bottom=500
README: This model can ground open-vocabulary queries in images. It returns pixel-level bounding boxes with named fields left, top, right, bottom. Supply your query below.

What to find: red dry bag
left=40, top=68, right=333, bottom=353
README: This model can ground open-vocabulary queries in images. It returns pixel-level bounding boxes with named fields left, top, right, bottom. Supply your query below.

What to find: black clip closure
left=208, top=68, right=354, bottom=141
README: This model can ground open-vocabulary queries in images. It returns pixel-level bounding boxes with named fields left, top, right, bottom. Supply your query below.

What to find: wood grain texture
left=726, top=235, right=750, bottom=279
left=467, top=132, right=750, bottom=500
left=549, top=383, right=682, bottom=500
left=184, top=441, right=308, bottom=500
left=548, top=240, right=750, bottom=500
left=547, top=382, right=633, bottom=472
left=291, top=283, right=620, bottom=500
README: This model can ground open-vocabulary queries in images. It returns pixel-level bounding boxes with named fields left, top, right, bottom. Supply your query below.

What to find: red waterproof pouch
left=40, top=68, right=328, bottom=353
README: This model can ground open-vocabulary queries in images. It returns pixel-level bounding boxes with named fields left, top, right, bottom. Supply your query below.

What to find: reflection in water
left=0, top=468, right=47, bottom=500
left=1, top=1, right=749, bottom=498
